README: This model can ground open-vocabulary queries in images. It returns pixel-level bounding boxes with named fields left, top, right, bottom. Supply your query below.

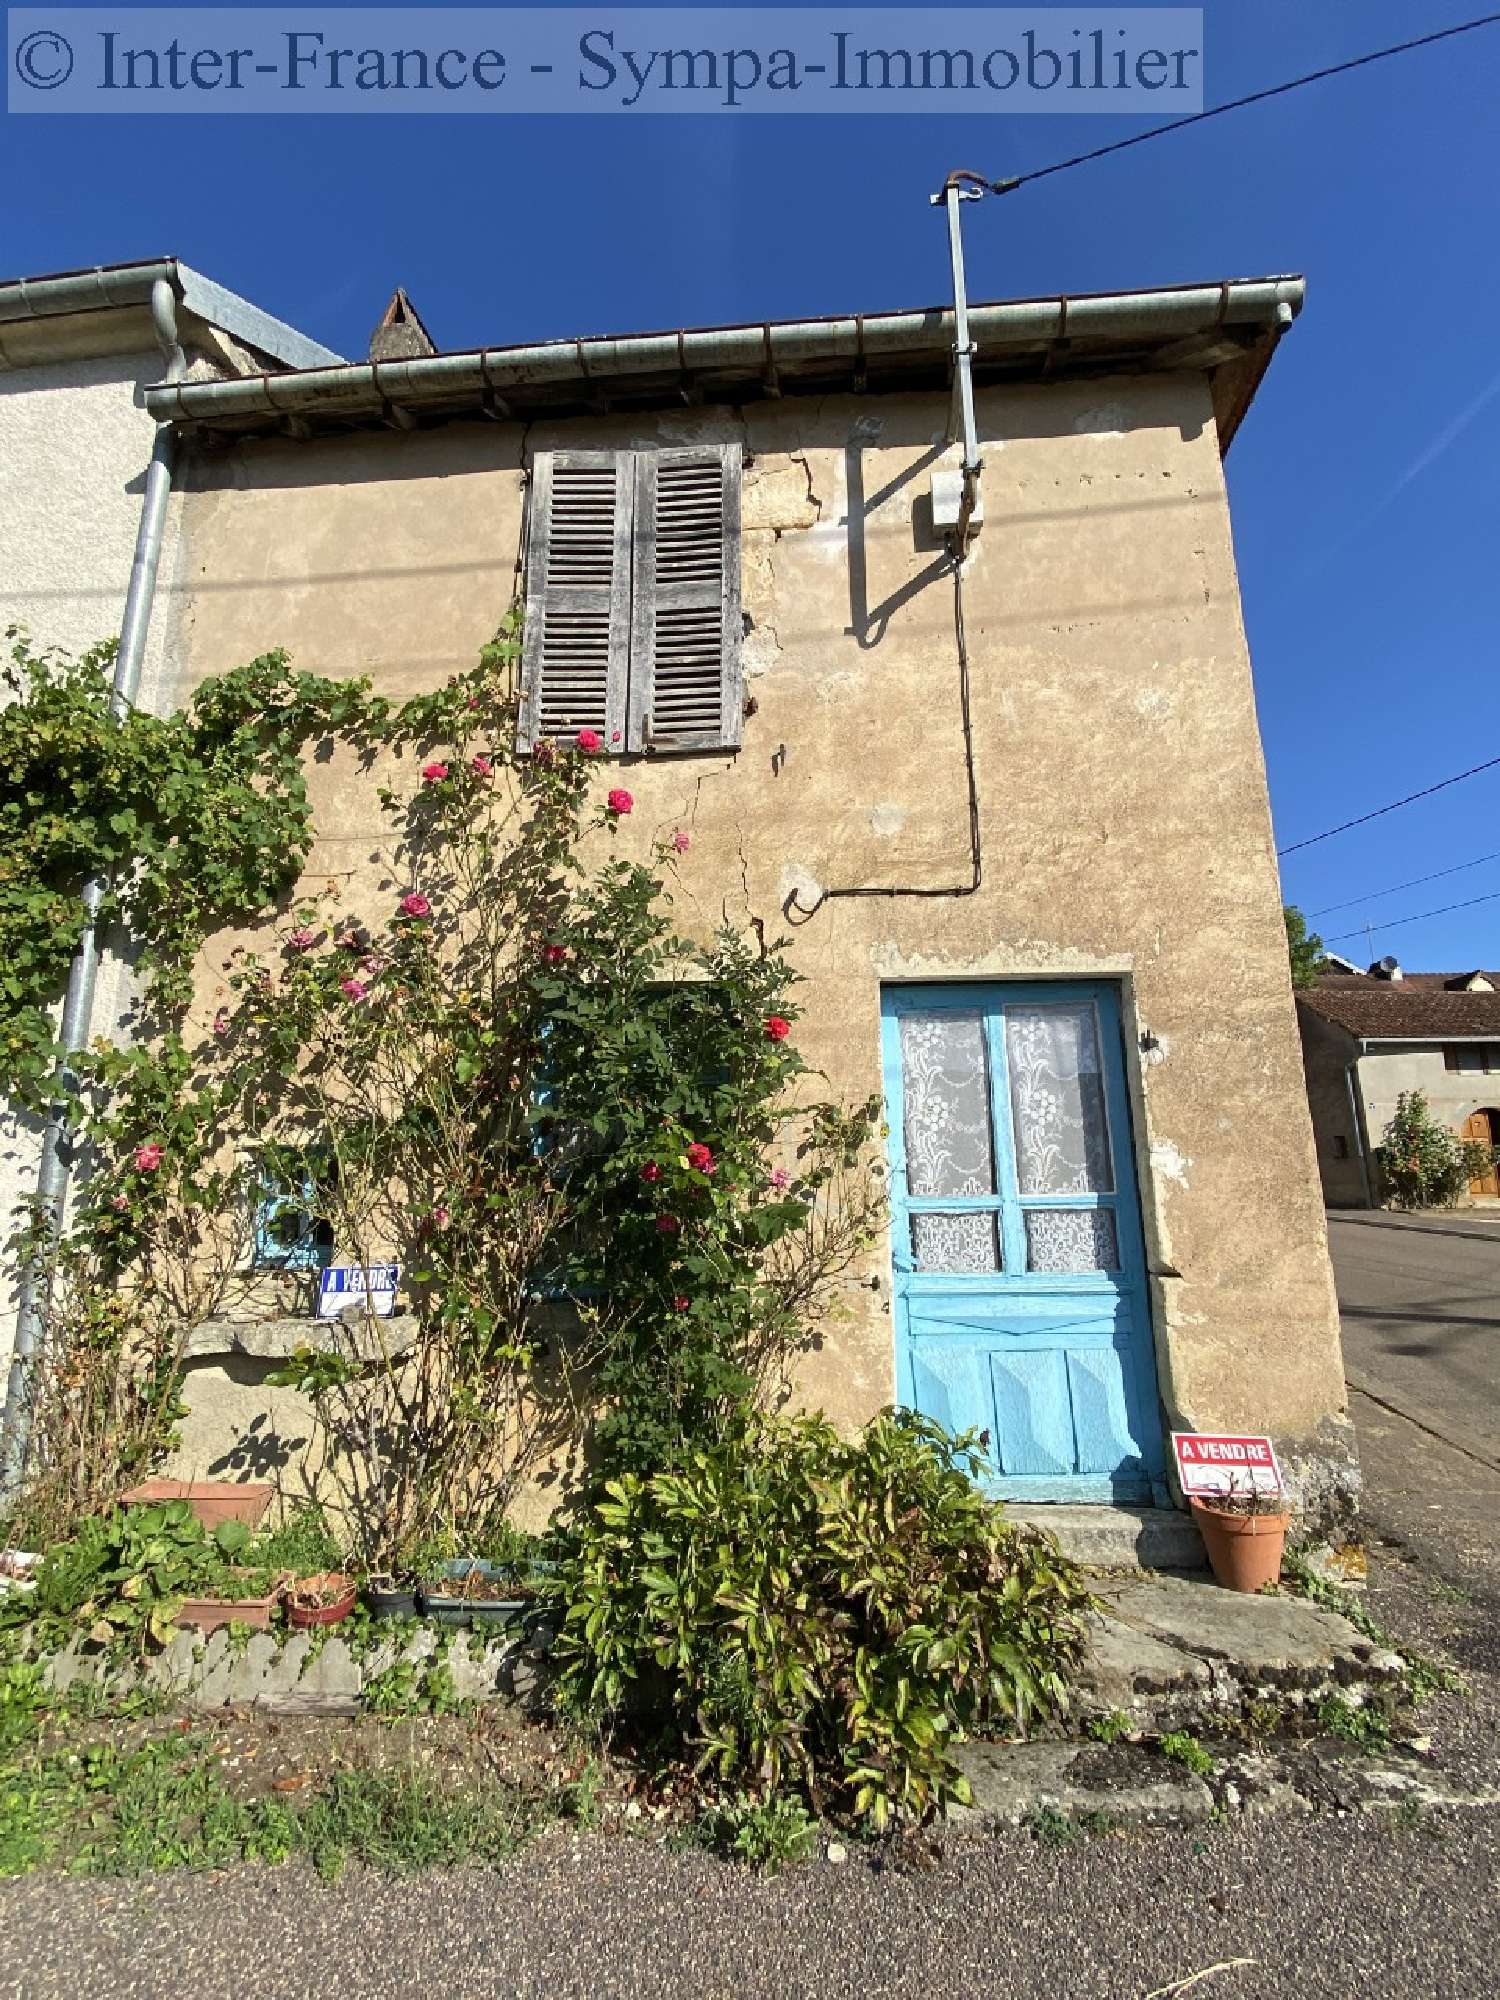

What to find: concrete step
left=1005, top=1503, right=1207, bottom=1573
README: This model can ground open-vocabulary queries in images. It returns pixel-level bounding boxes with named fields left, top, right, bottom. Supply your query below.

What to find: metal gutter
left=145, top=275, right=1305, bottom=432
left=0, top=256, right=343, bottom=370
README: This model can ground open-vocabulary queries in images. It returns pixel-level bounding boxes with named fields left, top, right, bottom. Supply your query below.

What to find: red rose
left=765, top=1016, right=791, bottom=1042
left=543, top=944, right=568, bottom=966
left=421, top=761, right=450, bottom=785
left=686, top=1142, right=715, bottom=1174
left=640, top=1162, right=662, bottom=1184
left=655, top=1215, right=679, bottom=1234
left=607, top=788, right=634, bottom=816
left=673, top=1296, right=690, bottom=1313
left=575, top=728, right=603, bottom=755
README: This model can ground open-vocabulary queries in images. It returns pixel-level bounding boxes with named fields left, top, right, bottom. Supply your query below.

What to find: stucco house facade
left=0, top=260, right=340, bottom=1371
left=107, top=269, right=1357, bottom=1530
left=1298, top=963, right=1500, bottom=1207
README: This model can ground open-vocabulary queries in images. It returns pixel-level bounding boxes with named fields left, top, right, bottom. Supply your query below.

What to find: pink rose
left=655, top=1215, right=680, bottom=1235
left=430, top=1205, right=451, bottom=1230
left=399, top=893, right=432, bottom=919
left=287, top=926, right=317, bottom=952
left=211, top=1013, right=230, bottom=1039
left=640, top=1162, right=662, bottom=1184
left=471, top=754, right=494, bottom=779
left=611, top=730, right=622, bottom=745
left=466, top=696, right=480, bottom=711
left=111, top=1193, right=130, bottom=1212
left=133, top=1144, right=163, bottom=1172
left=574, top=729, right=603, bottom=755
left=686, top=1142, right=715, bottom=1174
left=421, top=761, right=450, bottom=785
left=770, top=1168, right=789, bottom=1191
left=607, top=788, right=633, bottom=817
left=671, top=830, right=691, bottom=854
left=340, top=978, right=367, bottom=1002
left=765, top=1016, right=791, bottom=1042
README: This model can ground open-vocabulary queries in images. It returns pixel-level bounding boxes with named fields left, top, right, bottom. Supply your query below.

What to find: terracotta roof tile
left=1299, top=974, right=1500, bottom=1040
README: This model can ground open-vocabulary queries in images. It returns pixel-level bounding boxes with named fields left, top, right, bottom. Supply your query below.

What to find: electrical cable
left=784, top=551, right=981, bottom=921
left=1277, top=753, right=1500, bottom=855
left=1324, top=887, right=1500, bottom=945
left=1308, top=851, right=1500, bottom=919
left=960, top=13, right=1500, bottom=197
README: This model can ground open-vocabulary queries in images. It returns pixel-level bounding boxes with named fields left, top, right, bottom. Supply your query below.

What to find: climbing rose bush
left=1379, top=1090, right=1496, bottom=1210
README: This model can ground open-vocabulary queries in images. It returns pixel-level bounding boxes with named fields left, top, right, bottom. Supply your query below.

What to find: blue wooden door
left=882, top=983, right=1164, bottom=1503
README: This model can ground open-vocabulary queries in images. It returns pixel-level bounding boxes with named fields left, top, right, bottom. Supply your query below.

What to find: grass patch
left=696, top=1793, right=819, bottom=1874
left=1316, top=1695, right=1391, bottom=1755
left=1284, top=1556, right=1466, bottom=1701
left=1084, top=1709, right=1133, bottom=1745
left=1158, top=1731, right=1214, bottom=1776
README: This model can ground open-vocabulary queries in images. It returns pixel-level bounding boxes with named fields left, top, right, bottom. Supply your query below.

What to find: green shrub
left=1378, top=1091, right=1495, bottom=1210
left=550, top=1408, right=1093, bottom=1830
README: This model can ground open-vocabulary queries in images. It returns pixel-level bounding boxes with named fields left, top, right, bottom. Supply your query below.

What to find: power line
left=973, top=13, right=1500, bottom=196
left=1325, top=888, right=1500, bottom=945
left=1277, top=753, right=1500, bottom=856
left=1308, top=852, right=1500, bottom=919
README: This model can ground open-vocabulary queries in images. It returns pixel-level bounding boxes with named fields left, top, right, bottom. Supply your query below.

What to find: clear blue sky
left=4, top=1, right=1498, bottom=969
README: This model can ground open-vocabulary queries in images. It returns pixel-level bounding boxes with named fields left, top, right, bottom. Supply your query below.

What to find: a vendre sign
left=1170, top=1432, right=1284, bottom=1501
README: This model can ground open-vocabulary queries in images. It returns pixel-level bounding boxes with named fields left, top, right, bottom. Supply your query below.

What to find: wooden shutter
left=519, top=451, right=632, bottom=751
left=627, top=443, right=742, bottom=754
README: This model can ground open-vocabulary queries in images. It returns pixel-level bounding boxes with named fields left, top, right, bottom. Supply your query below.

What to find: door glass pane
left=912, top=1212, right=1002, bottom=1274
left=1025, top=1209, right=1120, bottom=1274
left=1005, top=1005, right=1114, bottom=1195
left=899, top=1009, right=996, bottom=1197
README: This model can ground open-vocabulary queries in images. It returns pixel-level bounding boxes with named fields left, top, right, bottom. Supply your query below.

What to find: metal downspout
left=1, top=278, right=186, bottom=1499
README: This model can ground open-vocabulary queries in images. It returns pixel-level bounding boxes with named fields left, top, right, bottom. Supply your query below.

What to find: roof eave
left=0, top=257, right=343, bottom=371
left=143, top=274, right=1304, bottom=447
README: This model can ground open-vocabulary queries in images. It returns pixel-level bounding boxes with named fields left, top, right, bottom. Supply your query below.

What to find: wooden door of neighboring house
left=1463, top=1110, right=1500, bottom=1198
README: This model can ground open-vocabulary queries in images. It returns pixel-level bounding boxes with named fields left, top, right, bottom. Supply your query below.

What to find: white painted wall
left=1356, top=1044, right=1500, bottom=1146
left=0, top=350, right=181, bottom=1368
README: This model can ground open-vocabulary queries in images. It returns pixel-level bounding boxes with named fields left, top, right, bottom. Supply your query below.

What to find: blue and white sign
left=315, top=1262, right=400, bottom=1320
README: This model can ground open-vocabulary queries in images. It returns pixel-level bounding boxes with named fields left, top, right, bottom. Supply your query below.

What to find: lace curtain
left=899, top=1010, right=1000, bottom=1272
left=1026, top=1208, right=1119, bottom=1273
left=1005, top=1005, right=1113, bottom=1196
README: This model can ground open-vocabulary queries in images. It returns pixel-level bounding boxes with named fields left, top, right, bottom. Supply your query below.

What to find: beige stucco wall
left=1296, top=1006, right=1369, bottom=1206
left=151, top=374, right=1354, bottom=1519
left=0, top=349, right=186, bottom=1370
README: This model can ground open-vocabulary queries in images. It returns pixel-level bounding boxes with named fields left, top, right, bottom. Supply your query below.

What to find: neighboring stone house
left=122, top=268, right=1355, bottom=1530
left=0, top=259, right=340, bottom=1367
left=1297, top=962, right=1500, bottom=1207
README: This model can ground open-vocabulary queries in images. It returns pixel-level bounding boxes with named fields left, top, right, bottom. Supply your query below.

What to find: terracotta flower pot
left=1190, top=1498, right=1290, bottom=1593
left=176, top=1590, right=278, bottom=1635
left=122, top=1480, right=274, bottom=1531
left=285, top=1572, right=358, bottom=1629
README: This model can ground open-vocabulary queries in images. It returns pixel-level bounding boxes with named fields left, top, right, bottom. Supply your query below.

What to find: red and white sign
left=1170, top=1432, right=1284, bottom=1500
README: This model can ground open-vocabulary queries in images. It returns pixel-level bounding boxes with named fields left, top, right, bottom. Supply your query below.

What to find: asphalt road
left=1328, top=1208, right=1500, bottom=1475
left=4, top=1210, right=1500, bottom=2000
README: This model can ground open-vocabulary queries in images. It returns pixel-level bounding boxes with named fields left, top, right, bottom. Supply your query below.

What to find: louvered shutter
left=518, top=451, right=632, bottom=751
left=627, top=443, right=742, bottom=754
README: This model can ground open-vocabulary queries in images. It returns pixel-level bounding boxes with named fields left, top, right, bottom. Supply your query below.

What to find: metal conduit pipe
left=0, top=277, right=187, bottom=1499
